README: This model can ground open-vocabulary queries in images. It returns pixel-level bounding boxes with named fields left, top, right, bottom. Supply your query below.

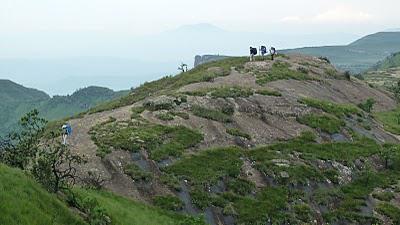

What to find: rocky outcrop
left=194, top=55, right=229, bottom=67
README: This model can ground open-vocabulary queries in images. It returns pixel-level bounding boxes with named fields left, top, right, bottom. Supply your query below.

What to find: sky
left=0, top=0, right=399, bottom=95
left=1, top=0, right=398, bottom=35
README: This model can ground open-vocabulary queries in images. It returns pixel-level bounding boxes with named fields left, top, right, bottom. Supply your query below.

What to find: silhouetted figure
left=270, top=47, right=277, bottom=60
left=250, top=47, right=257, bottom=61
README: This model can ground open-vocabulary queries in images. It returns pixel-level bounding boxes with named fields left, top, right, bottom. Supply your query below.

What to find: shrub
left=156, top=113, right=175, bottom=121
left=226, top=128, right=251, bottom=140
left=255, top=61, right=313, bottom=85
left=191, top=105, right=232, bottom=123
left=372, top=192, right=395, bottom=201
left=358, top=98, right=375, bottom=113
left=255, top=89, right=282, bottom=97
left=210, top=86, right=253, bottom=99
left=153, top=195, right=184, bottom=211
left=299, top=98, right=359, bottom=118
left=227, top=178, right=255, bottom=195
left=376, top=203, right=400, bottom=224
left=124, top=164, right=153, bottom=182
left=297, top=113, right=345, bottom=134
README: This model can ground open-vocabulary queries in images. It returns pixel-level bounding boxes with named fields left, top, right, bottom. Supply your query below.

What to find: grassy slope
left=75, top=189, right=193, bottom=225
left=0, top=163, right=201, bottom=225
left=0, top=164, right=86, bottom=225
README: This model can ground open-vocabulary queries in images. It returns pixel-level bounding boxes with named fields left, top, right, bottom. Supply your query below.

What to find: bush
left=358, top=98, right=375, bottom=113
left=376, top=203, right=400, bottom=224
left=124, top=164, right=153, bottom=182
left=297, top=113, right=344, bottom=134
left=299, top=98, right=359, bottom=118
left=153, top=195, right=184, bottom=211
left=372, top=191, right=395, bottom=201
left=255, top=89, right=282, bottom=96
left=191, top=105, right=232, bottom=123
left=156, top=113, right=175, bottom=121
left=210, top=86, right=253, bottom=99
left=226, top=128, right=251, bottom=140
left=227, top=178, right=255, bottom=195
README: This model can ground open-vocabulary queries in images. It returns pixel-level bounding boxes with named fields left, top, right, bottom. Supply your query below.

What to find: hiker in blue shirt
left=62, top=123, right=72, bottom=145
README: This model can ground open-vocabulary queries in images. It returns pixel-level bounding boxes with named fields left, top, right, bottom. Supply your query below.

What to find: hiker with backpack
left=260, top=46, right=267, bottom=57
left=250, top=47, right=257, bottom=61
left=62, top=123, right=72, bottom=145
left=270, top=47, right=277, bottom=60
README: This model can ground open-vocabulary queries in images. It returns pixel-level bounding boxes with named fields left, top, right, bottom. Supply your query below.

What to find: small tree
left=0, top=109, right=47, bottom=170
left=358, top=98, right=375, bottom=113
left=32, top=142, right=85, bottom=193
left=379, top=145, right=398, bottom=169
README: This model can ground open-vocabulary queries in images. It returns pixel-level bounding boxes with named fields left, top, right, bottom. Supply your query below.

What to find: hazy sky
left=1, top=0, right=399, bottom=95
left=1, top=0, right=399, bottom=35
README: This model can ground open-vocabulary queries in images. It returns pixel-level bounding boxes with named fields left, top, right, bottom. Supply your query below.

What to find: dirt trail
left=66, top=105, right=144, bottom=200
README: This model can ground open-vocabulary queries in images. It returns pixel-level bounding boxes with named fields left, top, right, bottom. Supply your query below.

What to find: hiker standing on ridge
left=62, top=123, right=72, bottom=145
left=260, top=46, right=267, bottom=60
left=250, top=47, right=257, bottom=61
left=270, top=47, right=277, bottom=60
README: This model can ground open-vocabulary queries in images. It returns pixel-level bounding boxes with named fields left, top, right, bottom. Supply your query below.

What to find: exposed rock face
left=194, top=55, right=229, bottom=67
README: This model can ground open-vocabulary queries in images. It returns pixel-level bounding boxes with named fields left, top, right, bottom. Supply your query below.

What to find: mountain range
left=0, top=79, right=128, bottom=136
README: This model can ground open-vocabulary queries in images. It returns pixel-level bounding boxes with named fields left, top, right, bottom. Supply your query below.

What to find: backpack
left=261, top=46, right=267, bottom=54
left=251, top=48, right=257, bottom=55
left=66, top=124, right=73, bottom=135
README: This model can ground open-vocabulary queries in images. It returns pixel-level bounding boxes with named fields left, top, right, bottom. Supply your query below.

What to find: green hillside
left=282, top=32, right=400, bottom=73
left=0, top=163, right=202, bottom=225
left=0, top=80, right=128, bottom=136
left=0, top=163, right=85, bottom=225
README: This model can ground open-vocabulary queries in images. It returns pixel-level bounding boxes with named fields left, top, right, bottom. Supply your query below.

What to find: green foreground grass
left=0, top=164, right=85, bottom=225
left=74, top=189, right=199, bottom=225
left=375, top=106, right=400, bottom=135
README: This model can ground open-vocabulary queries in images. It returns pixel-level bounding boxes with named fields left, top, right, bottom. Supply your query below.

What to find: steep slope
left=0, top=81, right=128, bottom=136
left=64, top=55, right=400, bottom=225
left=282, top=32, right=400, bottom=73
left=0, top=163, right=203, bottom=225
left=0, top=163, right=85, bottom=225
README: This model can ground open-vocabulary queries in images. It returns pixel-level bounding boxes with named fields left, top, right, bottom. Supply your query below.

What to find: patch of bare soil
left=67, top=105, right=145, bottom=200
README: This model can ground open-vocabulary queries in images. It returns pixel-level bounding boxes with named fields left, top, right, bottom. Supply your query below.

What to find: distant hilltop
left=194, top=55, right=229, bottom=67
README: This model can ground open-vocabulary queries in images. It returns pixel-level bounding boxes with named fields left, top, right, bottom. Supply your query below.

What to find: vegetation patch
left=124, top=163, right=153, bottom=182
left=166, top=147, right=243, bottom=185
left=255, top=89, right=282, bottom=96
left=376, top=203, right=400, bottom=224
left=358, top=98, right=375, bottom=112
left=156, top=112, right=175, bottom=121
left=191, top=105, right=232, bottom=123
left=0, top=164, right=85, bottom=225
left=90, top=122, right=203, bottom=161
left=254, top=61, right=314, bottom=85
left=210, top=86, right=253, bottom=99
left=74, top=188, right=204, bottom=225
left=372, top=191, right=395, bottom=201
left=153, top=195, right=184, bottom=211
left=227, top=178, right=255, bottom=195
left=226, top=128, right=251, bottom=140
left=299, top=97, right=360, bottom=117
left=234, top=187, right=289, bottom=224
left=374, top=107, right=400, bottom=135
left=297, top=113, right=345, bottom=134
